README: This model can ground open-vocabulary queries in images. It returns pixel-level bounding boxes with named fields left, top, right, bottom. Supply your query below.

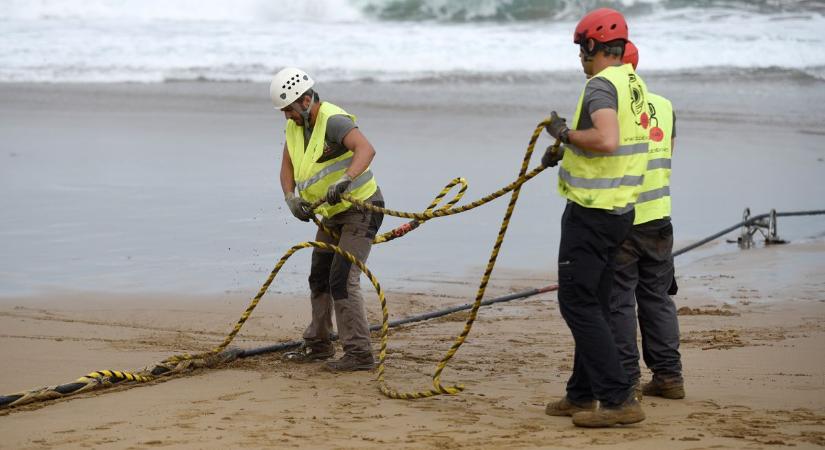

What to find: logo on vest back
left=628, top=73, right=648, bottom=130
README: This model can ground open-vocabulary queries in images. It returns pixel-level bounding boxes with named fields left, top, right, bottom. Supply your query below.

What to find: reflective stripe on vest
left=634, top=92, right=673, bottom=225
left=285, top=102, right=378, bottom=218
left=296, top=157, right=352, bottom=192
left=558, top=64, right=650, bottom=211
left=636, top=185, right=670, bottom=204
left=558, top=167, right=644, bottom=189
left=565, top=142, right=649, bottom=159
left=647, top=157, right=671, bottom=170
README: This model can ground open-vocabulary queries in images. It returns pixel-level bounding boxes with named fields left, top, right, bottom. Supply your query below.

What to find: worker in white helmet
left=271, top=67, right=384, bottom=372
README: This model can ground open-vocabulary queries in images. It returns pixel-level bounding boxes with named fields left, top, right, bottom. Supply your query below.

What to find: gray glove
left=285, top=192, right=312, bottom=222
left=545, top=111, right=570, bottom=144
left=326, top=173, right=353, bottom=205
left=541, top=143, right=564, bottom=168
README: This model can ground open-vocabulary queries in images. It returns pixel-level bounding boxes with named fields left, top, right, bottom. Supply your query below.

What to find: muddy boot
left=323, top=352, right=375, bottom=372
left=281, top=341, right=335, bottom=363
left=545, top=396, right=597, bottom=417
left=572, top=396, right=645, bottom=428
left=642, top=374, right=685, bottom=399
left=633, top=379, right=643, bottom=402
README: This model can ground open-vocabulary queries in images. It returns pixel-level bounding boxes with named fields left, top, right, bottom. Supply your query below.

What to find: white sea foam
left=0, top=1, right=823, bottom=82
left=1, top=0, right=366, bottom=22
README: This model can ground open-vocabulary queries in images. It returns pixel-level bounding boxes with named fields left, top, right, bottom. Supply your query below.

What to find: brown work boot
left=642, top=374, right=685, bottom=399
left=572, top=396, right=645, bottom=428
left=323, top=352, right=375, bottom=372
left=545, top=397, right=596, bottom=417
left=281, top=342, right=335, bottom=363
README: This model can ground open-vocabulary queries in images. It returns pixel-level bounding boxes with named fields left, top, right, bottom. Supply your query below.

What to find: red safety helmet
left=623, top=40, right=639, bottom=70
left=574, top=8, right=629, bottom=45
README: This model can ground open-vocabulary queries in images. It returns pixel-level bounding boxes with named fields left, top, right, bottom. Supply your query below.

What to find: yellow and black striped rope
left=162, top=118, right=554, bottom=399
left=310, top=167, right=545, bottom=224
left=311, top=177, right=470, bottom=244
left=164, top=240, right=403, bottom=398
left=374, top=119, right=554, bottom=398
left=79, top=370, right=152, bottom=384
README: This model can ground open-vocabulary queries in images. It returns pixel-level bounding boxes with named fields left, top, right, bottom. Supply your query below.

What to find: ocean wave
left=3, top=0, right=824, bottom=23
left=355, top=0, right=825, bottom=22
left=1, top=1, right=824, bottom=83
left=183, top=67, right=825, bottom=84
left=0, top=0, right=362, bottom=22
left=3, top=65, right=820, bottom=85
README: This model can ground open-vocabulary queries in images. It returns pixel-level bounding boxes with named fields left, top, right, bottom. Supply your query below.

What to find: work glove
left=326, top=173, right=353, bottom=205
left=541, top=143, right=564, bottom=168
left=544, top=111, right=570, bottom=144
left=285, top=192, right=312, bottom=222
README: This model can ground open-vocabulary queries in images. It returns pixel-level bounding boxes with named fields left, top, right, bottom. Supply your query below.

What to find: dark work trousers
left=305, top=189, right=384, bottom=357
left=557, top=202, right=635, bottom=407
left=609, top=218, right=682, bottom=382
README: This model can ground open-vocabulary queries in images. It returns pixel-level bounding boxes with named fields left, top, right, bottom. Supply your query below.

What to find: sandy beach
left=1, top=241, right=824, bottom=449
left=1, top=77, right=824, bottom=449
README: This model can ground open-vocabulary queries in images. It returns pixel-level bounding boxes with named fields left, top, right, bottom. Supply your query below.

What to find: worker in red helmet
left=541, top=8, right=649, bottom=427
left=623, top=41, right=639, bottom=70
left=608, top=41, right=685, bottom=401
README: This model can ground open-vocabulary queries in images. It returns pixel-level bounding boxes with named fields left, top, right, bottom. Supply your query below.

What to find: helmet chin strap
left=298, top=94, right=315, bottom=129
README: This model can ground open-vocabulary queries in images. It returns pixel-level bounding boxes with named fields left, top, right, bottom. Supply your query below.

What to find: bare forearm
left=281, top=167, right=295, bottom=195
left=341, top=128, right=376, bottom=179
left=568, top=127, right=618, bottom=153
left=280, top=147, right=296, bottom=196
left=346, top=145, right=375, bottom=178
left=567, top=108, right=620, bottom=153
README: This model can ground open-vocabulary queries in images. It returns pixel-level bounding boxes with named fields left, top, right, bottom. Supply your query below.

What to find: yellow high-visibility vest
left=285, top=102, right=377, bottom=218
left=558, top=64, right=650, bottom=212
left=634, top=92, right=673, bottom=224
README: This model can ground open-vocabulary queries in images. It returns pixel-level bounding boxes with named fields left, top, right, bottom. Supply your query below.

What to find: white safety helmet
left=270, top=67, right=314, bottom=109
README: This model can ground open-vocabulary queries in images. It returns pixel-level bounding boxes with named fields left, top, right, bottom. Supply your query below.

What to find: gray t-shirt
left=303, top=113, right=358, bottom=163
left=576, top=76, right=618, bottom=130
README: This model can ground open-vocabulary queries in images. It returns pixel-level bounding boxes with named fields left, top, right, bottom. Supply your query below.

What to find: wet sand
left=1, top=80, right=824, bottom=296
left=1, top=242, right=824, bottom=449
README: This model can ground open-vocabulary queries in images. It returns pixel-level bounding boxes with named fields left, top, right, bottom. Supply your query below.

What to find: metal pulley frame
left=737, top=208, right=787, bottom=249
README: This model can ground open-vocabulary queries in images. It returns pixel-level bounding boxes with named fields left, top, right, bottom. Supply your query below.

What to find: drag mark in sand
left=687, top=403, right=825, bottom=447
left=0, top=333, right=126, bottom=344
left=677, top=306, right=739, bottom=316
left=682, top=327, right=805, bottom=351
left=0, top=309, right=245, bottom=339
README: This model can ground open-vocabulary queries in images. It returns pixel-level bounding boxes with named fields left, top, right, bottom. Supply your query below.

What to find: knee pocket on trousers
left=329, top=256, right=354, bottom=300
left=309, top=252, right=334, bottom=293
left=366, top=201, right=385, bottom=239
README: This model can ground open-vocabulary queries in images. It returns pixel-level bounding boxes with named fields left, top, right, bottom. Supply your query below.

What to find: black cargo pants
left=557, top=202, right=635, bottom=407
left=609, top=218, right=682, bottom=382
